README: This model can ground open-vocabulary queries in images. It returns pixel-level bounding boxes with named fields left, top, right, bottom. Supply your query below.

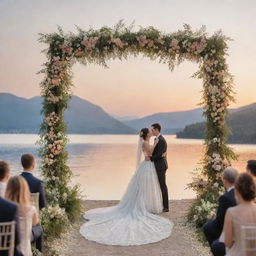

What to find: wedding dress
left=80, top=139, right=173, bottom=246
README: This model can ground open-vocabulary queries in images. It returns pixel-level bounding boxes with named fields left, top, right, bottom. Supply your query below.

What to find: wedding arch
left=39, top=22, right=236, bottom=243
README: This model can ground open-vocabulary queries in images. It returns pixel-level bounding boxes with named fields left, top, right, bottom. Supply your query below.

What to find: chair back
left=0, top=221, right=15, bottom=256
left=241, top=225, right=256, bottom=256
left=30, top=192, right=39, bottom=214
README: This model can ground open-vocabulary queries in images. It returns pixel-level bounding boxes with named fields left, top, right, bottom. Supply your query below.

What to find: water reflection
left=0, top=134, right=255, bottom=199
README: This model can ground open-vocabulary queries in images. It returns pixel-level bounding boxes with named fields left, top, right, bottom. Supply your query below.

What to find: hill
left=124, top=108, right=205, bottom=134
left=177, top=103, right=256, bottom=144
left=0, top=93, right=136, bottom=134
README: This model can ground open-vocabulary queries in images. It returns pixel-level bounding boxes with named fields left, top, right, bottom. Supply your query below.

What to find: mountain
left=177, top=103, right=256, bottom=144
left=0, top=93, right=42, bottom=133
left=124, top=108, right=205, bottom=134
left=0, top=93, right=136, bottom=134
left=113, top=115, right=140, bottom=122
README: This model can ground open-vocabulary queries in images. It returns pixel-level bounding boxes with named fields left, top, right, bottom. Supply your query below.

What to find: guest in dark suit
left=203, top=167, right=238, bottom=256
left=0, top=197, right=23, bottom=256
left=20, top=154, right=45, bottom=253
left=20, top=154, right=46, bottom=209
left=150, top=123, right=169, bottom=212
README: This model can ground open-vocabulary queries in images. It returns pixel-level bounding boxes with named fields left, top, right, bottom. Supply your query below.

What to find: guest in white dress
left=224, top=173, right=256, bottom=256
left=5, top=176, right=39, bottom=256
left=0, top=161, right=10, bottom=197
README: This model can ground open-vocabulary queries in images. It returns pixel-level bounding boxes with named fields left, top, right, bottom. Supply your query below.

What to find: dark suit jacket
left=20, top=172, right=46, bottom=209
left=212, top=188, right=236, bottom=233
left=150, top=135, right=168, bottom=172
left=0, top=197, right=23, bottom=256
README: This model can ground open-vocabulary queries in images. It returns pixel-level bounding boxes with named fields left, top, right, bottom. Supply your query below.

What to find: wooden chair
left=30, top=192, right=40, bottom=214
left=241, top=225, right=256, bottom=256
left=0, top=221, right=15, bottom=256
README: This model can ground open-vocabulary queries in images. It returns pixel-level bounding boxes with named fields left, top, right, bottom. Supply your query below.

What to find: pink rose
left=52, top=78, right=61, bottom=86
left=147, top=40, right=154, bottom=48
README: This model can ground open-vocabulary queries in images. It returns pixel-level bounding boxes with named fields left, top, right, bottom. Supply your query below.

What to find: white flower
left=213, top=182, right=219, bottom=187
left=213, top=138, right=218, bottom=143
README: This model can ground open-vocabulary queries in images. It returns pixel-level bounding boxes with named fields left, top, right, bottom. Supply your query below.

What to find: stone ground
left=58, top=200, right=211, bottom=256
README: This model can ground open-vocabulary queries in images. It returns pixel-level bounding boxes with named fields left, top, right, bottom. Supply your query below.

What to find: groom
left=149, top=123, right=169, bottom=212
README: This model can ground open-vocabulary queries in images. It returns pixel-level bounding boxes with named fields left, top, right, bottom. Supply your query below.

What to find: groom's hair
left=151, top=123, right=161, bottom=132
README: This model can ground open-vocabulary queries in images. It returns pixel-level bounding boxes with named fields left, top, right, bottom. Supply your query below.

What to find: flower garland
left=39, top=22, right=236, bottom=251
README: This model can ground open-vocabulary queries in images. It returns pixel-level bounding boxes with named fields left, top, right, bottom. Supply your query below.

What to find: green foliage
left=64, top=185, right=83, bottom=221
left=41, top=207, right=69, bottom=238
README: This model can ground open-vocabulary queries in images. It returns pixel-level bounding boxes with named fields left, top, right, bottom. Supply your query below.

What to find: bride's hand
left=145, top=156, right=150, bottom=161
left=162, top=152, right=167, bottom=158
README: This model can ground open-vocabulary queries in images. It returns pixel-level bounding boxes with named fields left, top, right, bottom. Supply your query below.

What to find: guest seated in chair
left=203, top=167, right=238, bottom=256
left=224, top=173, right=256, bottom=256
left=20, top=154, right=46, bottom=209
left=0, top=197, right=24, bottom=256
left=0, top=161, right=23, bottom=256
left=0, top=161, right=10, bottom=198
left=20, top=154, right=45, bottom=253
left=5, top=176, right=39, bottom=256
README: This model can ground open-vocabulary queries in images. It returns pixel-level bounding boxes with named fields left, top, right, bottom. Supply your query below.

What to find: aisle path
left=60, top=200, right=210, bottom=256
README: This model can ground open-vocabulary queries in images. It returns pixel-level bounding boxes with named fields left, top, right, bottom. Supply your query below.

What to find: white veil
left=135, top=136, right=144, bottom=169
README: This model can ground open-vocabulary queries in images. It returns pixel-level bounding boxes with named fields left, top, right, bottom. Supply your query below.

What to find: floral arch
left=39, top=22, right=236, bottom=245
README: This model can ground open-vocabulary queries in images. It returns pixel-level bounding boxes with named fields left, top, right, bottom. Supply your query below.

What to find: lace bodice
left=142, top=141, right=153, bottom=157
left=143, top=150, right=149, bottom=157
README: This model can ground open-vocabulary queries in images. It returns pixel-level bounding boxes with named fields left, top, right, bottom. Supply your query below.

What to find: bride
left=80, top=128, right=173, bottom=246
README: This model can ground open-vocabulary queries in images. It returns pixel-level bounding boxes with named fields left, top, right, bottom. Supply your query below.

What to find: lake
left=0, top=134, right=255, bottom=200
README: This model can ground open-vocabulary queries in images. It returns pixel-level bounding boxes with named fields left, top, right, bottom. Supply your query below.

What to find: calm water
left=0, top=134, right=256, bottom=200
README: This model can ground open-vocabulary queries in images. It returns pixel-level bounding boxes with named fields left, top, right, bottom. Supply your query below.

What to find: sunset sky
left=0, top=0, right=256, bottom=117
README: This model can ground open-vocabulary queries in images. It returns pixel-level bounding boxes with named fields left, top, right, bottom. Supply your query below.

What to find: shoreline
left=0, top=133, right=255, bottom=145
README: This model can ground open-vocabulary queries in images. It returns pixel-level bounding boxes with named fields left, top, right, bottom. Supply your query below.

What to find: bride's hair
left=140, top=128, right=149, bottom=140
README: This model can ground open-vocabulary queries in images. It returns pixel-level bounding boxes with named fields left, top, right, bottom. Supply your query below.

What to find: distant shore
left=1, top=133, right=255, bottom=145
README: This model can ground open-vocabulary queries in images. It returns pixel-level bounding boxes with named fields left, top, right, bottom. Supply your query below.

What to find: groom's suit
left=150, top=134, right=169, bottom=210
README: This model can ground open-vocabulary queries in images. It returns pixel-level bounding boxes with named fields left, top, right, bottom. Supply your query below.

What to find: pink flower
left=204, top=60, right=214, bottom=67
left=112, top=38, right=125, bottom=48
left=189, top=42, right=196, bottom=52
left=60, top=44, right=73, bottom=55
left=81, top=37, right=98, bottom=51
left=147, top=40, right=154, bottom=48
left=51, top=78, right=61, bottom=86
left=137, top=35, right=148, bottom=47
left=169, top=39, right=180, bottom=51
left=75, top=50, right=83, bottom=57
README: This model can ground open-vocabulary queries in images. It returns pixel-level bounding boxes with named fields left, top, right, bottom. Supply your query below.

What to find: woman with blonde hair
left=5, top=176, right=39, bottom=256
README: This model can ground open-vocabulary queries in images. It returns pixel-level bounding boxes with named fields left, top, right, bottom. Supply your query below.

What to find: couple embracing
left=80, top=123, right=173, bottom=246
